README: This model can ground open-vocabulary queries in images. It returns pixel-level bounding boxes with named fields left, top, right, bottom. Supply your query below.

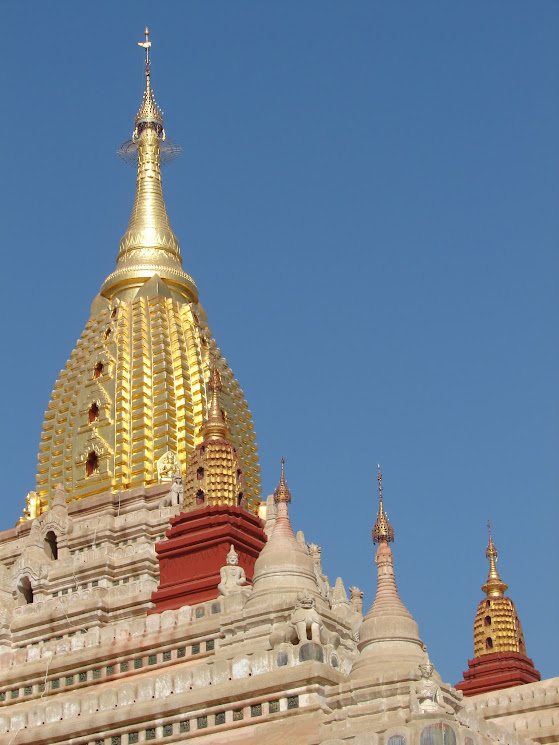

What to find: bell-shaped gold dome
left=473, top=523, right=527, bottom=657
left=31, top=33, right=260, bottom=517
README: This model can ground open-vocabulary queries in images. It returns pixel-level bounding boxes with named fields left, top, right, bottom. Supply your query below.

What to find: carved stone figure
left=157, top=451, right=181, bottom=483
left=217, top=545, right=247, bottom=596
left=290, top=592, right=323, bottom=644
left=308, top=542, right=331, bottom=603
left=410, top=657, right=455, bottom=715
left=349, top=586, right=364, bottom=615
left=160, top=472, right=184, bottom=508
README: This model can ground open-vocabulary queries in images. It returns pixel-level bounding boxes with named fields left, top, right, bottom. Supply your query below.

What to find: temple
left=0, top=29, right=556, bottom=745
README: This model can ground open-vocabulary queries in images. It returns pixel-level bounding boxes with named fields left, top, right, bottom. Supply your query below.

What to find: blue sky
left=2, top=3, right=557, bottom=684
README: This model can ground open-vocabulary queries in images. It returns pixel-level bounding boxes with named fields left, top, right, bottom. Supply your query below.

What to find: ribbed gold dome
left=473, top=595, right=527, bottom=657
left=30, top=32, right=261, bottom=517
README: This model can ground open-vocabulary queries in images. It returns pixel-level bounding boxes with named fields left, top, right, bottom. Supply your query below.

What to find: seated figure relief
left=218, top=545, right=247, bottom=596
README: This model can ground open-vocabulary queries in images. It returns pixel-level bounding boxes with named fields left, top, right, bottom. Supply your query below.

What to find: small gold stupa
left=31, top=29, right=260, bottom=517
left=473, top=522, right=527, bottom=657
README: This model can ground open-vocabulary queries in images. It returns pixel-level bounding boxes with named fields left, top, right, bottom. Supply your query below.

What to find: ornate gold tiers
left=36, top=295, right=260, bottom=512
left=473, top=594, right=527, bottom=657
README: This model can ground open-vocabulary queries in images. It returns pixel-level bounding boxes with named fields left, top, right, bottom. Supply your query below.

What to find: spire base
left=456, top=651, right=541, bottom=697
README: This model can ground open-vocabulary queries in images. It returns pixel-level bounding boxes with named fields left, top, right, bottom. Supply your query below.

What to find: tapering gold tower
left=456, top=522, right=540, bottom=695
left=473, top=522, right=526, bottom=657
left=32, top=30, right=260, bottom=517
left=182, top=365, right=247, bottom=511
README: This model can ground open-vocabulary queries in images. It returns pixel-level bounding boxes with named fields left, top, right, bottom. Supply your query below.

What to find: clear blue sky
left=2, top=3, right=557, bottom=684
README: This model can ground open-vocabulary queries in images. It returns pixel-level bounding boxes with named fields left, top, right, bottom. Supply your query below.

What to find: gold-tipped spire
left=274, top=458, right=292, bottom=504
left=200, top=365, right=229, bottom=440
left=182, top=363, right=247, bottom=511
left=134, top=27, right=164, bottom=136
left=482, top=521, right=508, bottom=597
left=100, top=29, right=197, bottom=304
left=372, top=464, right=395, bottom=544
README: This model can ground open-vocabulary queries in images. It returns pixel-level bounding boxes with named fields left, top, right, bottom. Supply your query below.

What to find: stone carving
left=290, top=591, right=323, bottom=643
left=157, top=451, right=181, bottom=483
left=308, top=543, right=331, bottom=604
left=218, top=545, right=247, bottom=596
left=332, top=577, right=350, bottom=608
left=159, top=471, right=184, bottom=508
left=52, top=484, right=67, bottom=509
left=349, top=586, right=364, bottom=615
left=296, top=530, right=307, bottom=551
left=269, top=591, right=340, bottom=649
left=410, top=657, right=455, bottom=716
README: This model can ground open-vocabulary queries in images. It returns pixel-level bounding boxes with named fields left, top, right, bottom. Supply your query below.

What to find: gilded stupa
left=474, top=522, right=526, bottom=657
left=456, top=522, right=541, bottom=695
left=29, top=30, right=260, bottom=518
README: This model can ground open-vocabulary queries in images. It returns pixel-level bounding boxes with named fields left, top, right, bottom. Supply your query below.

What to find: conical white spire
left=352, top=473, right=425, bottom=680
left=247, top=460, right=320, bottom=607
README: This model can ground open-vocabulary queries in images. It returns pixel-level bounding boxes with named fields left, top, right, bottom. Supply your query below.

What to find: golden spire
left=372, top=464, right=394, bottom=544
left=100, top=28, right=197, bottom=304
left=274, top=457, right=292, bottom=504
left=182, top=364, right=246, bottom=511
left=134, top=27, right=164, bottom=136
left=482, top=521, right=508, bottom=597
left=200, top=365, right=229, bottom=441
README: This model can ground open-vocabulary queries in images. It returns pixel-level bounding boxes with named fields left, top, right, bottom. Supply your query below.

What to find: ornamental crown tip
left=482, top=520, right=508, bottom=597
left=134, top=27, right=164, bottom=138
left=372, top=463, right=395, bottom=544
left=274, top=457, right=291, bottom=504
left=208, top=364, right=222, bottom=392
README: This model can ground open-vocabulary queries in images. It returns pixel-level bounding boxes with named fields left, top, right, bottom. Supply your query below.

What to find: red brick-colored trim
left=455, top=651, right=541, bottom=696
left=150, top=505, right=267, bottom=612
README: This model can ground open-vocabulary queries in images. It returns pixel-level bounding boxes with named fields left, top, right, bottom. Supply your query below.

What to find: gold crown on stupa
left=274, top=458, right=292, bottom=504
left=134, top=28, right=164, bottom=134
left=372, top=464, right=395, bottom=544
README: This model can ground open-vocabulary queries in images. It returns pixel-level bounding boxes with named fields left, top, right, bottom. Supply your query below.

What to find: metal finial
left=118, top=29, right=181, bottom=163
left=486, top=520, right=497, bottom=561
left=208, top=364, right=222, bottom=393
left=138, top=27, right=151, bottom=74
left=372, top=463, right=394, bottom=544
left=274, top=457, right=292, bottom=504
left=199, top=364, right=228, bottom=441
left=482, top=520, right=508, bottom=597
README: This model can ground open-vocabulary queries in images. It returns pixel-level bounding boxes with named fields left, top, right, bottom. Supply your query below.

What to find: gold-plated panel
left=35, top=296, right=261, bottom=511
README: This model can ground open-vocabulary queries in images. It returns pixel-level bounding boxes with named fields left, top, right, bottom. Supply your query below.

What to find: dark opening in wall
left=18, top=577, right=33, bottom=605
left=86, top=451, right=99, bottom=477
left=44, top=531, right=58, bottom=560
left=89, top=402, right=100, bottom=423
left=196, top=490, right=205, bottom=505
left=94, top=362, right=104, bottom=379
left=486, top=637, right=493, bottom=650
